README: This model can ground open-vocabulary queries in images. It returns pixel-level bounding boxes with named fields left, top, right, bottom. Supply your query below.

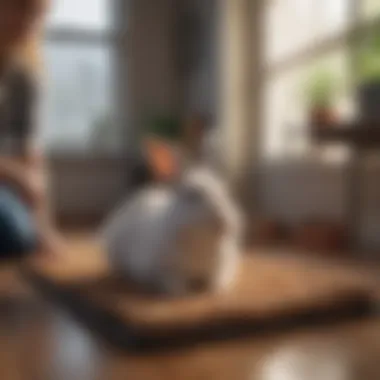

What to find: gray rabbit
left=102, top=165, right=243, bottom=297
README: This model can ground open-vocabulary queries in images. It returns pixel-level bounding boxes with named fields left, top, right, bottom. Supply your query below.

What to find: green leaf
left=303, top=66, right=340, bottom=108
left=143, top=112, right=182, bottom=142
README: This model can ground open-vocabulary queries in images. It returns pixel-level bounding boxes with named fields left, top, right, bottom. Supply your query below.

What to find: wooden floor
left=0, top=234, right=379, bottom=380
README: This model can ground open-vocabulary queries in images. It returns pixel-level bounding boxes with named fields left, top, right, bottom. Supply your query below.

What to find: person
left=0, top=0, right=62, bottom=259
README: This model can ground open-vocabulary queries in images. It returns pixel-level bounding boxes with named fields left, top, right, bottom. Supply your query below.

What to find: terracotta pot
left=143, top=137, right=180, bottom=181
left=309, top=108, right=337, bottom=127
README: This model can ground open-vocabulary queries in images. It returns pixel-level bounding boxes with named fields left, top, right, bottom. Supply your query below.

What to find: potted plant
left=303, top=66, right=339, bottom=126
left=140, top=112, right=183, bottom=181
left=357, top=31, right=380, bottom=122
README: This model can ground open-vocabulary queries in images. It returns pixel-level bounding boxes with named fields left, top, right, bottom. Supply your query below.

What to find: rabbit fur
left=102, top=165, right=243, bottom=297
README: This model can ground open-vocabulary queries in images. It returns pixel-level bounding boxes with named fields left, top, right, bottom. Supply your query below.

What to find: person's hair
left=21, top=34, right=43, bottom=74
left=11, top=0, right=48, bottom=75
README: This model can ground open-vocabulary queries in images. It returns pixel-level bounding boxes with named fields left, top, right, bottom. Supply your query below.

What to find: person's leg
left=0, top=187, right=37, bottom=260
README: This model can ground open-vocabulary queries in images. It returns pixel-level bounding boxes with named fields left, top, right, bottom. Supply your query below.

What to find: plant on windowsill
left=303, top=66, right=340, bottom=127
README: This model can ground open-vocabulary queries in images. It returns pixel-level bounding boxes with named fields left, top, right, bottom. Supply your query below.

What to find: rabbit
left=102, top=165, right=243, bottom=297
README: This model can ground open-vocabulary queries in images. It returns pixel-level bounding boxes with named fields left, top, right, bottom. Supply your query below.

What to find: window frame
left=44, top=0, right=128, bottom=158
left=260, top=0, right=380, bottom=161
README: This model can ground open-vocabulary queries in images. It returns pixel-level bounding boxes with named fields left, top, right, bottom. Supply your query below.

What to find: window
left=48, top=0, right=112, bottom=31
left=42, top=0, right=123, bottom=154
left=362, top=0, right=380, bottom=20
left=261, top=0, right=377, bottom=162
left=264, top=0, right=348, bottom=66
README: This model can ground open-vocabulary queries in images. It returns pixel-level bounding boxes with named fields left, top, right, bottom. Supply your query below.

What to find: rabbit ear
left=144, top=138, right=180, bottom=181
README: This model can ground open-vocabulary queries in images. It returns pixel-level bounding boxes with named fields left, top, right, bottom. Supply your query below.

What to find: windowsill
left=47, top=152, right=134, bottom=169
left=46, top=148, right=136, bottom=159
left=261, top=147, right=353, bottom=168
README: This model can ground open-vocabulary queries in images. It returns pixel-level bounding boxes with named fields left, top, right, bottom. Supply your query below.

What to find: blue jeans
left=0, top=187, right=37, bottom=259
